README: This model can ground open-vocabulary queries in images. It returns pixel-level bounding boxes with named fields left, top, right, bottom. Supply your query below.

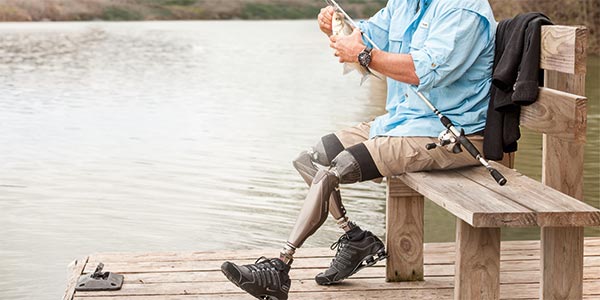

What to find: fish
left=331, top=11, right=381, bottom=86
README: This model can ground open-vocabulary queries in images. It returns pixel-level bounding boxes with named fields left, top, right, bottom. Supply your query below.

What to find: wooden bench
left=384, top=25, right=600, bottom=300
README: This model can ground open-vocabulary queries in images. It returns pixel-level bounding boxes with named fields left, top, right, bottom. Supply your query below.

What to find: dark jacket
left=483, top=13, right=553, bottom=160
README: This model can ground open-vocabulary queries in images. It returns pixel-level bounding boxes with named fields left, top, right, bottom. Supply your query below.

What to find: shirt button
left=431, top=63, right=437, bottom=68
left=404, top=93, right=408, bottom=97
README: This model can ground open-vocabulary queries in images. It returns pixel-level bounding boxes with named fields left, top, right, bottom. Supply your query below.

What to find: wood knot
left=400, top=237, right=412, bottom=252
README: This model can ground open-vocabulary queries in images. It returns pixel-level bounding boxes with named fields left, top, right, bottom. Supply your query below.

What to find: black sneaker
left=315, top=230, right=387, bottom=285
left=221, top=257, right=291, bottom=300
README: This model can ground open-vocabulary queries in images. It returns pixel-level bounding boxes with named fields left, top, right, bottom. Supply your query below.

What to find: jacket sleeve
left=511, top=16, right=553, bottom=106
left=492, top=16, right=528, bottom=93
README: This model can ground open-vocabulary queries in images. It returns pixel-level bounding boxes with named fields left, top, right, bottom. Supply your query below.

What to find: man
left=221, top=0, right=496, bottom=299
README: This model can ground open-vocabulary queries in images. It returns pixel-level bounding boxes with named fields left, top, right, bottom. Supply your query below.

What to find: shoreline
left=0, top=0, right=597, bottom=54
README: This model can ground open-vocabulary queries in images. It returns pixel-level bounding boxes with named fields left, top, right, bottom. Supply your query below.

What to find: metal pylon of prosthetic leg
left=287, top=168, right=340, bottom=248
left=281, top=151, right=354, bottom=263
left=292, top=151, right=349, bottom=228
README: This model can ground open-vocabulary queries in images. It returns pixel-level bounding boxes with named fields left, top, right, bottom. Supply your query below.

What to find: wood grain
left=71, top=271, right=600, bottom=297
left=540, top=28, right=587, bottom=299
left=86, top=238, right=600, bottom=263
left=70, top=279, right=600, bottom=300
left=399, top=170, right=536, bottom=227
left=541, top=26, right=587, bottom=74
left=64, top=238, right=600, bottom=300
left=520, top=87, right=587, bottom=143
left=454, top=220, right=501, bottom=300
left=79, top=255, right=600, bottom=276
left=458, top=163, right=600, bottom=227
left=63, top=256, right=89, bottom=300
left=541, top=227, right=584, bottom=300
left=386, top=178, right=424, bottom=281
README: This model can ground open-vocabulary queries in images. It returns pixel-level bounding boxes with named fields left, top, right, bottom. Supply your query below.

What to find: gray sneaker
left=315, top=230, right=387, bottom=285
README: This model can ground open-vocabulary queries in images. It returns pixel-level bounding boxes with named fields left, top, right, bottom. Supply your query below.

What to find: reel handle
left=425, top=143, right=437, bottom=150
left=489, top=168, right=507, bottom=186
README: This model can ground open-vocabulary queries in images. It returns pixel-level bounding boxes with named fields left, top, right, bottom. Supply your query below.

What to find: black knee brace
left=331, top=144, right=382, bottom=184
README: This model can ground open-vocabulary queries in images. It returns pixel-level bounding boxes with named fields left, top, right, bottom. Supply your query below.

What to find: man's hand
left=330, top=28, right=365, bottom=63
left=318, top=6, right=334, bottom=36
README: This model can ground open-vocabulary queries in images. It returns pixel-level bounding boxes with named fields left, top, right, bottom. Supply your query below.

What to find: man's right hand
left=318, top=6, right=335, bottom=36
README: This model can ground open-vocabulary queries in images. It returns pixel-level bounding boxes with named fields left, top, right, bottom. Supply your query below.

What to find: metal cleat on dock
left=75, top=262, right=123, bottom=291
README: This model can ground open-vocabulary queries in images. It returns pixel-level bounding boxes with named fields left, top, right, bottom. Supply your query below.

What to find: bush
left=151, top=0, right=197, bottom=6
left=102, top=6, right=143, bottom=21
left=240, top=3, right=320, bottom=20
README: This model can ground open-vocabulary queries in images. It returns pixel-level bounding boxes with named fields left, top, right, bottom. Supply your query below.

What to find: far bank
left=0, top=0, right=597, bottom=54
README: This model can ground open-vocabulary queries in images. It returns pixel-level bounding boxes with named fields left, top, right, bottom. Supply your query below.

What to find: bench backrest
left=518, top=25, right=587, bottom=200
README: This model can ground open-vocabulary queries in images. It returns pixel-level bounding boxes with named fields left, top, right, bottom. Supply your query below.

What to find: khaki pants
left=334, top=122, right=483, bottom=178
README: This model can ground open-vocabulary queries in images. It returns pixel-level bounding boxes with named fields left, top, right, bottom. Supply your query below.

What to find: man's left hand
left=330, top=28, right=365, bottom=63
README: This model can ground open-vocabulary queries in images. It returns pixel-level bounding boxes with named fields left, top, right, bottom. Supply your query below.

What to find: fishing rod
left=325, top=0, right=507, bottom=186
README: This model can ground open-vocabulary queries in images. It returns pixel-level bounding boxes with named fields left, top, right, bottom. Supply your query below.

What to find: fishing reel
left=425, top=129, right=464, bottom=154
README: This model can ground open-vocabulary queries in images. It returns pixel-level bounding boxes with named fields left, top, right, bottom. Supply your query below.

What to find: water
left=0, top=21, right=597, bottom=299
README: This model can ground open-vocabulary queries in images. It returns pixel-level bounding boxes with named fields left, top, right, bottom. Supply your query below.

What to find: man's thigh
left=363, top=135, right=484, bottom=177
left=334, top=122, right=372, bottom=148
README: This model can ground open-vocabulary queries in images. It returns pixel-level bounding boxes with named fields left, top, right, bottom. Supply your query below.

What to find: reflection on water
left=0, top=21, right=597, bottom=299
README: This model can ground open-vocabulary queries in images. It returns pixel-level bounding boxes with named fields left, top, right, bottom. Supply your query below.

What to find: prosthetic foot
left=315, top=229, right=387, bottom=285
left=221, top=257, right=291, bottom=300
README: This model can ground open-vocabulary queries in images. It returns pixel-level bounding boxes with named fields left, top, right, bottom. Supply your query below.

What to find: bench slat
left=520, top=87, right=587, bottom=143
left=398, top=171, right=536, bottom=228
left=541, top=26, right=587, bottom=74
left=451, top=162, right=600, bottom=227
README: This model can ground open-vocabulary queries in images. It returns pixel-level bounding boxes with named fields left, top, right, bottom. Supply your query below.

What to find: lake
left=0, top=21, right=598, bottom=299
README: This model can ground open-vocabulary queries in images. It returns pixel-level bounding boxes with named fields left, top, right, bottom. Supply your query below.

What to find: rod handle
left=489, top=168, right=507, bottom=186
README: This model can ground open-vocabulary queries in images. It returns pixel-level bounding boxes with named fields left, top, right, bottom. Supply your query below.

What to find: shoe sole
left=221, top=264, right=284, bottom=300
left=317, top=247, right=388, bottom=286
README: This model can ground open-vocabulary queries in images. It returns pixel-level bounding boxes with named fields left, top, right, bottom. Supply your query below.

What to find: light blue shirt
left=357, top=0, right=496, bottom=138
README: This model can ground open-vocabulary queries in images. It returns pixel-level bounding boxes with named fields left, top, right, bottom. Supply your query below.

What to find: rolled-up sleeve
left=357, top=2, right=393, bottom=51
left=411, top=9, right=491, bottom=92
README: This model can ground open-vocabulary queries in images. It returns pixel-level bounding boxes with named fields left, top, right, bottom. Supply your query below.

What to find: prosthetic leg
left=283, top=148, right=387, bottom=285
left=280, top=148, right=362, bottom=263
left=292, top=150, right=351, bottom=230
left=220, top=144, right=386, bottom=298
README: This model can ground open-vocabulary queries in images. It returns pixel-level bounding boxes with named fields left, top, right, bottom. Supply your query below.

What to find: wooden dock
left=64, top=237, right=600, bottom=300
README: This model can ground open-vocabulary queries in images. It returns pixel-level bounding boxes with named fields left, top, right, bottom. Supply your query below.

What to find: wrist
left=358, top=45, right=373, bottom=67
left=370, top=48, right=379, bottom=66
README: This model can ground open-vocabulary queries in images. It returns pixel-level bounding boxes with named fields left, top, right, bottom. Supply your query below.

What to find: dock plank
left=87, top=238, right=600, bottom=263
left=66, top=238, right=600, bottom=300
left=81, top=255, right=600, bottom=275
left=63, top=256, right=88, bottom=300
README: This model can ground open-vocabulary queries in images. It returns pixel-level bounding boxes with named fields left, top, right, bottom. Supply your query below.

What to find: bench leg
left=541, top=227, right=584, bottom=300
left=454, top=220, right=500, bottom=300
left=385, top=177, right=424, bottom=282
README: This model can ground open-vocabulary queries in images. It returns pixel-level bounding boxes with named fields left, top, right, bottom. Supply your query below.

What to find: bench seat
left=397, top=161, right=600, bottom=228
left=383, top=25, right=598, bottom=300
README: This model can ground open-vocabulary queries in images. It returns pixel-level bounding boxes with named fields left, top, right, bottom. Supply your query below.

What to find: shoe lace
left=248, top=257, right=281, bottom=289
left=329, top=234, right=353, bottom=267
